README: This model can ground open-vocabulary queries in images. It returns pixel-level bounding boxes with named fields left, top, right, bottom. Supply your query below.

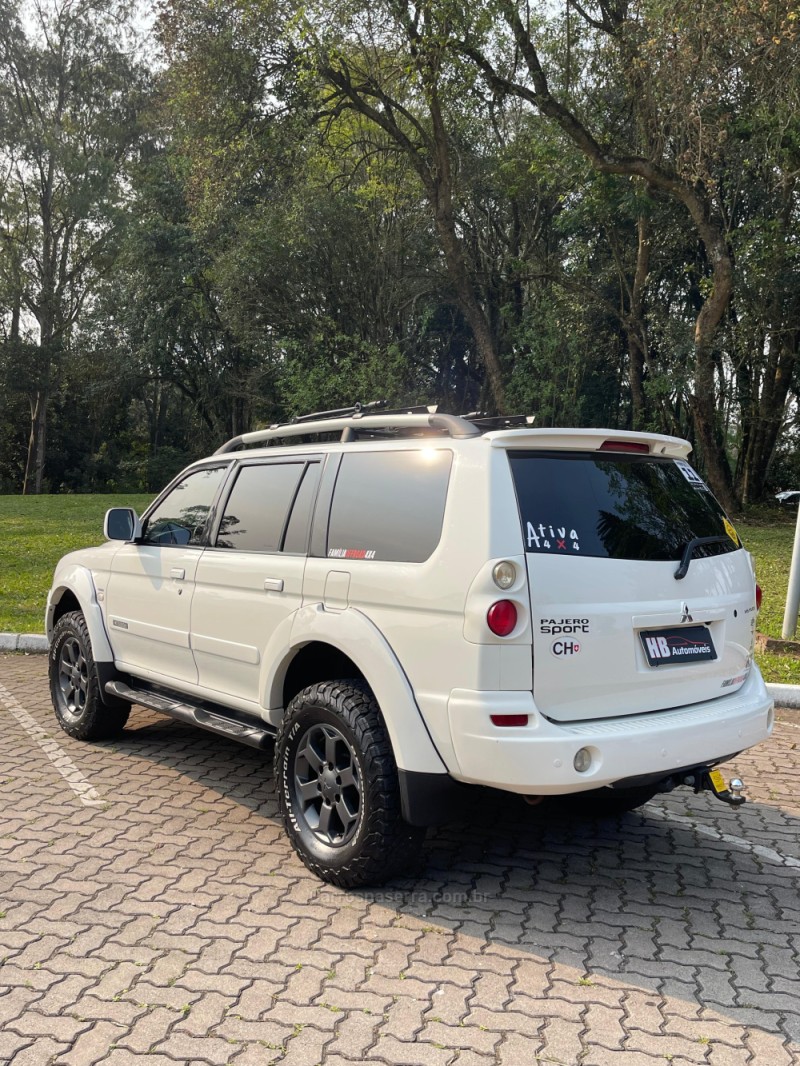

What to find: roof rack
left=289, top=400, right=389, bottom=423
left=461, top=413, right=535, bottom=430
left=214, top=402, right=536, bottom=454
left=214, top=408, right=480, bottom=453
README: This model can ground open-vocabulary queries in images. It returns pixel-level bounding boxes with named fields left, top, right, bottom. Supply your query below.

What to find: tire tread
left=276, top=680, right=424, bottom=888
left=49, top=611, right=130, bottom=740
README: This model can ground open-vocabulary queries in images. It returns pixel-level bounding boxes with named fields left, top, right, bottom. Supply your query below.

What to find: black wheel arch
left=281, top=641, right=366, bottom=710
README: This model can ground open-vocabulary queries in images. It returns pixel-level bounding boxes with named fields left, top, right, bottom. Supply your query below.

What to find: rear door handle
left=264, top=578, right=284, bottom=592
left=170, top=568, right=185, bottom=581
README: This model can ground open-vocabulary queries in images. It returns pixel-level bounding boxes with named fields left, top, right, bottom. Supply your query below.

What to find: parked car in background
left=775, top=490, right=800, bottom=507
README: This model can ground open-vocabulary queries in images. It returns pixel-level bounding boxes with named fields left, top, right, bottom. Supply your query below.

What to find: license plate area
left=640, top=625, right=717, bottom=667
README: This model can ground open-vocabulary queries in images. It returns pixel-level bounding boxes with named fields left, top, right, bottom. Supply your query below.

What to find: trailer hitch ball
left=684, top=768, right=747, bottom=806
left=728, top=778, right=745, bottom=804
left=706, top=770, right=746, bottom=807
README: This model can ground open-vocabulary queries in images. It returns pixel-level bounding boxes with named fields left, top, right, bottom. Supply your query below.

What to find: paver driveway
left=0, top=651, right=798, bottom=1066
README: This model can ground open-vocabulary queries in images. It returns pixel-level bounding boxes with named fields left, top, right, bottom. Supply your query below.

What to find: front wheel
left=49, top=611, right=130, bottom=740
left=275, top=681, right=425, bottom=887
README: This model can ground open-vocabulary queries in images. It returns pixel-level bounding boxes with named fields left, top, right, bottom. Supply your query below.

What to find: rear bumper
left=447, top=668, right=774, bottom=795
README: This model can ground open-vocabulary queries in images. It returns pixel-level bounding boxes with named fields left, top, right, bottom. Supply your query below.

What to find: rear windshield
left=508, top=452, right=740, bottom=562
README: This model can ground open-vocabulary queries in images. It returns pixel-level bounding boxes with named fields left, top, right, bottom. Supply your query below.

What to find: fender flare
left=47, top=565, right=114, bottom=663
left=262, top=603, right=447, bottom=775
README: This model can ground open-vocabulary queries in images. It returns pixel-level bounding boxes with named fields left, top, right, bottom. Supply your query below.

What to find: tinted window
left=509, top=452, right=740, bottom=562
left=283, top=463, right=321, bottom=554
left=144, top=466, right=226, bottom=547
left=216, top=462, right=305, bottom=552
left=327, top=450, right=452, bottom=563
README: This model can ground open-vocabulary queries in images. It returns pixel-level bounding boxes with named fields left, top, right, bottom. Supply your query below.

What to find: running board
left=105, top=681, right=275, bottom=750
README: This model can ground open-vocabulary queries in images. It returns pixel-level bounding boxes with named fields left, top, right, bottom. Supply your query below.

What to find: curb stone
left=0, top=633, right=49, bottom=653
left=2, top=633, right=800, bottom=707
left=764, top=683, right=800, bottom=709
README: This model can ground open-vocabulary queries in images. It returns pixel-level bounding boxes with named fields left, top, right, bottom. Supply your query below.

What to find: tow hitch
left=684, top=768, right=746, bottom=807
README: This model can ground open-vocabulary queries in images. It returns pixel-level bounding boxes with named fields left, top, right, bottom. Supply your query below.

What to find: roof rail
left=214, top=411, right=480, bottom=454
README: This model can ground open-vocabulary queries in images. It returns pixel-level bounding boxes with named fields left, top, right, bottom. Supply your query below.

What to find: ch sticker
left=551, top=639, right=581, bottom=657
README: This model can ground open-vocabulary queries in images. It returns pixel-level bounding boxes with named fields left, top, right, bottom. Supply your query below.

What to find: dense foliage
left=1, top=0, right=798, bottom=504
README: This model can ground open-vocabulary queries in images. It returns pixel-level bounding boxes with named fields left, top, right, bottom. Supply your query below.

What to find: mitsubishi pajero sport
left=46, top=406, right=774, bottom=886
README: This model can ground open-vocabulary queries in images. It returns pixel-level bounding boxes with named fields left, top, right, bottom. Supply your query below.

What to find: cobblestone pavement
left=1, top=653, right=799, bottom=1066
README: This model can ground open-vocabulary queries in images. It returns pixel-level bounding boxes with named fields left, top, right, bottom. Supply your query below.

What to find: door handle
left=170, top=568, right=185, bottom=581
left=264, top=578, right=284, bottom=592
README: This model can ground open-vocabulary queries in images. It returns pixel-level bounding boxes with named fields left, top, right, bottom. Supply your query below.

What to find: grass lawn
left=737, top=510, right=800, bottom=684
left=1, top=494, right=798, bottom=684
left=0, top=494, right=153, bottom=635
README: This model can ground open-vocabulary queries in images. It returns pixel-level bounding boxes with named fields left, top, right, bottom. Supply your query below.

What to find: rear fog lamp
left=490, top=714, right=529, bottom=727
left=573, top=747, right=592, bottom=773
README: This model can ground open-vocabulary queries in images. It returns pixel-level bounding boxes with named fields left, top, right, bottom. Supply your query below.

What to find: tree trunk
left=23, top=390, right=48, bottom=495
left=742, top=333, right=798, bottom=502
left=625, top=214, right=651, bottom=430
left=691, top=346, right=736, bottom=513
left=739, top=176, right=798, bottom=503
left=431, top=202, right=506, bottom=412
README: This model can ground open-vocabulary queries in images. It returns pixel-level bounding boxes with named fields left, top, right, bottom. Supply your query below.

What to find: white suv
left=46, top=408, right=774, bottom=886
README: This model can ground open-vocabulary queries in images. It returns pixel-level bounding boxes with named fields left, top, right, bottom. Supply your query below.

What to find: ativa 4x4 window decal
left=526, top=524, right=581, bottom=552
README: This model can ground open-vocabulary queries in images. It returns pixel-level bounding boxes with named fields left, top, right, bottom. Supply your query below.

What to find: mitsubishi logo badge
left=681, top=602, right=693, bottom=623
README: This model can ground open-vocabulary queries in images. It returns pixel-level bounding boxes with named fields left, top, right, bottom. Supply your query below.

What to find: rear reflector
left=599, top=440, right=650, bottom=454
left=490, top=714, right=529, bottom=727
left=756, top=583, right=762, bottom=611
left=487, top=600, right=518, bottom=636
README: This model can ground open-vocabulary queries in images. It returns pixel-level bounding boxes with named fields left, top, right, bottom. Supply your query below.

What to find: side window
left=143, top=466, right=226, bottom=547
left=216, top=462, right=306, bottom=552
left=283, top=463, right=321, bottom=554
left=327, top=450, right=452, bottom=563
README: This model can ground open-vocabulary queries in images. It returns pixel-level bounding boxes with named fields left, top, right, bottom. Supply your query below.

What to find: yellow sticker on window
left=723, top=518, right=739, bottom=546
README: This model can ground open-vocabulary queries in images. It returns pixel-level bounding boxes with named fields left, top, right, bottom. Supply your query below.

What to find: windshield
left=508, top=452, right=740, bottom=562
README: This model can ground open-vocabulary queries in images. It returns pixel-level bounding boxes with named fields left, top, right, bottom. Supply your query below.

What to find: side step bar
left=105, top=681, right=275, bottom=750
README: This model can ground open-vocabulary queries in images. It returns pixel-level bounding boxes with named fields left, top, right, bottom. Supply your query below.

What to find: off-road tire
left=49, top=611, right=130, bottom=740
left=559, top=783, right=662, bottom=817
left=276, top=680, right=426, bottom=888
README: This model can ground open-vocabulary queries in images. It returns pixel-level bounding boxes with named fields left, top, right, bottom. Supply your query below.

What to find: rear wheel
left=276, top=680, right=425, bottom=887
left=49, top=611, right=130, bottom=740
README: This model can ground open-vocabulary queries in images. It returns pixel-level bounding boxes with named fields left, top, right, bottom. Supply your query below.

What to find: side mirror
left=104, top=507, right=143, bottom=542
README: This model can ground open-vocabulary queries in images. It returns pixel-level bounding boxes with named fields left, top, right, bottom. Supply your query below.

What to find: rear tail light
left=487, top=600, right=517, bottom=636
left=756, top=583, right=762, bottom=611
left=599, top=440, right=650, bottom=454
left=490, top=714, right=529, bottom=727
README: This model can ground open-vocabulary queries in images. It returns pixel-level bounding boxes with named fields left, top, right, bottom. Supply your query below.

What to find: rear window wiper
left=674, top=536, right=733, bottom=580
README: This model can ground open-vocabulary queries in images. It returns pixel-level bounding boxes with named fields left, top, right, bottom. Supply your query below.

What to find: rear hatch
left=508, top=448, right=756, bottom=722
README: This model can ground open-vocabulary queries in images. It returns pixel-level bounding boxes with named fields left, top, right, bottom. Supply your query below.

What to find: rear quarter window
left=327, top=449, right=453, bottom=563
left=509, top=452, right=740, bottom=562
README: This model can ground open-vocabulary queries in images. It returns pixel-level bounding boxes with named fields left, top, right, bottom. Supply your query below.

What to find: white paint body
left=46, top=427, right=774, bottom=795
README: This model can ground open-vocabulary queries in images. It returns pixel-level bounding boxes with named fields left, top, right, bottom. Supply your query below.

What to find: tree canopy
left=0, top=0, right=798, bottom=505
